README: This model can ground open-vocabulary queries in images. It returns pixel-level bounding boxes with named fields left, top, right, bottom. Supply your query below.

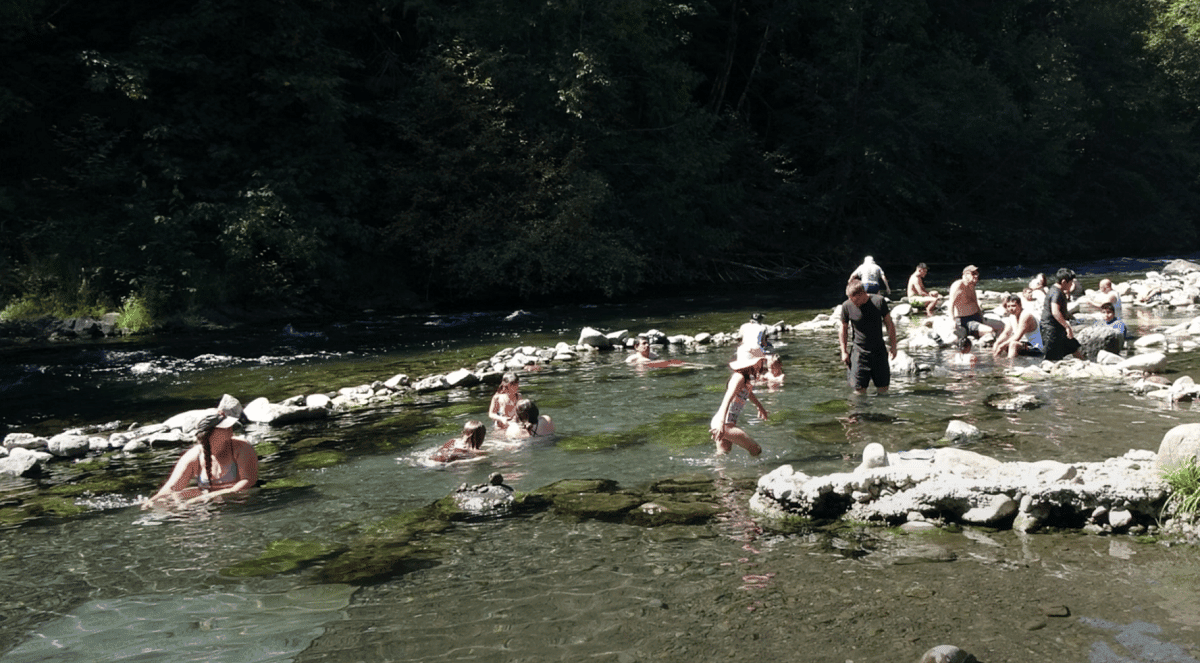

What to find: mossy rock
left=221, top=538, right=342, bottom=578
left=761, top=408, right=807, bottom=427
left=260, top=476, right=316, bottom=490
left=531, top=478, right=620, bottom=496
left=430, top=403, right=485, bottom=419
left=551, top=492, right=644, bottom=521
left=812, top=399, right=851, bottom=414
left=291, top=450, right=347, bottom=470
left=254, top=442, right=281, bottom=457
left=45, top=474, right=146, bottom=498
left=0, top=496, right=87, bottom=524
left=292, top=437, right=341, bottom=450
left=648, top=474, right=714, bottom=494
left=795, top=420, right=850, bottom=445
left=526, top=395, right=578, bottom=411
left=557, top=430, right=647, bottom=452
left=317, top=541, right=446, bottom=585
left=623, top=498, right=723, bottom=526
left=645, top=423, right=709, bottom=451
left=365, top=411, right=437, bottom=435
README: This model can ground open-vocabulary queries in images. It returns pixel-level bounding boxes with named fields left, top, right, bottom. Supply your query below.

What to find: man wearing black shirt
left=839, top=281, right=898, bottom=395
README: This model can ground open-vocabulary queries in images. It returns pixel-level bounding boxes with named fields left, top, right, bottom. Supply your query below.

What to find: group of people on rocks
left=839, top=258, right=1134, bottom=400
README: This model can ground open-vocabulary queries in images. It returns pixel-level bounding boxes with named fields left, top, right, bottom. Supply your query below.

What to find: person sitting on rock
left=430, top=420, right=487, bottom=463
left=1088, top=279, right=1122, bottom=319
left=906, top=263, right=942, bottom=316
left=144, top=409, right=259, bottom=508
left=507, top=399, right=555, bottom=439
left=992, top=294, right=1044, bottom=358
left=1100, top=302, right=1129, bottom=339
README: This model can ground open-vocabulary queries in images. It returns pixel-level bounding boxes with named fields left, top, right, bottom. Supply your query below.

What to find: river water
left=2, top=263, right=1200, bottom=663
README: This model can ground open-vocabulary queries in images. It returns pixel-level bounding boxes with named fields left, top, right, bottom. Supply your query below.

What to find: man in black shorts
left=839, top=281, right=898, bottom=395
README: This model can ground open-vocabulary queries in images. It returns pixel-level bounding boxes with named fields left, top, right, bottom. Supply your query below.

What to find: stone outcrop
left=750, top=444, right=1166, bottom=534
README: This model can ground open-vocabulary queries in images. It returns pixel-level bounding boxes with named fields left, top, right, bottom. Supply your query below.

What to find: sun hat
left=730, top=347, right=766, bottom=371
left=192, top=409, right=241, bottom=435
left=963, top=264, right=979, bottom=275
left=217, top=394, right=250, bottom=424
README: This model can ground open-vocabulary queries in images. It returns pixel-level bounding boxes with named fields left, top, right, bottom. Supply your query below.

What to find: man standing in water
left=948, top=265, right=1002, bottom=342
left=839, top=280, right=898, bottom=395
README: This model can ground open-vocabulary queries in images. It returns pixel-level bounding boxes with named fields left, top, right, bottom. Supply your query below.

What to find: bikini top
left=198, top=457, right=239, bottom=489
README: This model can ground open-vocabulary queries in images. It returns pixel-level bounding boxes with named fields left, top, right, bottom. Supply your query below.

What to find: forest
left=2, top=0, right=1200, bottom=318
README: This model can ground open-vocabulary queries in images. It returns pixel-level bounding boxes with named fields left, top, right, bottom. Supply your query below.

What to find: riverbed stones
left=0, top=447, right=51, bottom=476
left=984, top=392, right=1042, bottom=411
left=3, top=433, right=48, bottom=450
left=944, top=420, right=981, bottom=443
left=1117, top=351, right=1167, bottom=373
left=451, top=473, right=514, bottom=516
left=1156, top=423, right=1200, bottom=469
left=243, top=397, right=330, bottom=425
left=46, top=433, right=89, bottom=457
left=578, top=326, right=612, bottom=349
left=751, top=447, right=1167, bottom=532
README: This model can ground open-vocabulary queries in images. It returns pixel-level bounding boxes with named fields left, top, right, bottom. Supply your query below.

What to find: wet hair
left=462, top=420, right=486, bottom=449
left=1100, top=302, right=1115, bottom=314
left=1054, top=268, right=1076, bottom=284
left=195, top=427, right=220, bottom=488
left=751, top=313, right=764, bottom=322
left=514, top=399, right=541, bottom=435
left=496, top=372, right=519, bottom=394
left=846, top=280, right=866, bottom=298
left=958, top=337, right=972, bottom=352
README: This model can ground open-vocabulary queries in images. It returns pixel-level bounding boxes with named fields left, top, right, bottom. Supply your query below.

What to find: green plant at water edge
left=1161, top=458, right=1200, bottom=521
left=116, top=294, right=154, bottom=332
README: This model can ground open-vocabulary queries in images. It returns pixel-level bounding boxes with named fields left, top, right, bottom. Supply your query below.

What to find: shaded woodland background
left=3, top=0, right=1200, bottom=315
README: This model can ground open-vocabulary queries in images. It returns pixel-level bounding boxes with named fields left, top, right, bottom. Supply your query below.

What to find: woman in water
left=144, top=410, right=259, bottom=508
left=710, top=349, right=768, bottom=456
left=430, top=420, right=488, bottom=463
left=488, top=372, right=521, bottom=431
left=506, top=399, right=555, bottom=439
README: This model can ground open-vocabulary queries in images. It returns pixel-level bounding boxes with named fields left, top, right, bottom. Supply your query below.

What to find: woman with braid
left=144, top=405, right=258, bottom=508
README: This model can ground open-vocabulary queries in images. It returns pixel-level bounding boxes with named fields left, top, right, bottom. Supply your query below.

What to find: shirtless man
left=947, top=265, right=1002, bottom=342
left=1088, top=279, right=1121, bottom=319
left=906, top=263, right=942, bottom=316
left=992, top=294, right=1044, bottom=358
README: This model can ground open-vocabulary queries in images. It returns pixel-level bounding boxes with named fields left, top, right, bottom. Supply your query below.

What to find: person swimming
left=430, top=420, right=487, bottom=463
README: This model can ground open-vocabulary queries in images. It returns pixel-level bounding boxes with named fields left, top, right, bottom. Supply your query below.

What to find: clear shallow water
left=3, top=269, right=1200, bottom=662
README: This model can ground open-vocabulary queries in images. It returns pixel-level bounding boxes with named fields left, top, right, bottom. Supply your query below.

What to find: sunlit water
left=3, top=268, right=1200, bottom=662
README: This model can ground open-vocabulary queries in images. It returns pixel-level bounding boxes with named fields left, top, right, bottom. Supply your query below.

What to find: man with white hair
left=1088, top=279, right=1122, bottom=319
left=848, top=256, right=890, bottom=295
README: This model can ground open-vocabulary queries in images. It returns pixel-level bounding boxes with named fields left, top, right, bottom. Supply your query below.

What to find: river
left=2, top=261, right=1200, bottom=663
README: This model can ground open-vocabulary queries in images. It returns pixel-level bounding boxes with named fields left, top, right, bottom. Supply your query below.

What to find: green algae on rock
left=221, top=538, right=343, bottom=577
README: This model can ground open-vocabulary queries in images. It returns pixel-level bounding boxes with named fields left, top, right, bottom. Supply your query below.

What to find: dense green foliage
left=2, top=0, right=1199, bottom=314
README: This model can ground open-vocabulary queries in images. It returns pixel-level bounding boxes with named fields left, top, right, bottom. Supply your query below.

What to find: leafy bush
left=116, top=294, right=153, bottom=333
left=1162, top=457, right=1200, bottom=522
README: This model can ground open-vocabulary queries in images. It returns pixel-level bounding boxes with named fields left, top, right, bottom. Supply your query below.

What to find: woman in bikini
left=710, top=349, right=768, bottom=456
left=144, top=409, right=259, bottom=508
left=488, top=372, right=521, bottom=431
